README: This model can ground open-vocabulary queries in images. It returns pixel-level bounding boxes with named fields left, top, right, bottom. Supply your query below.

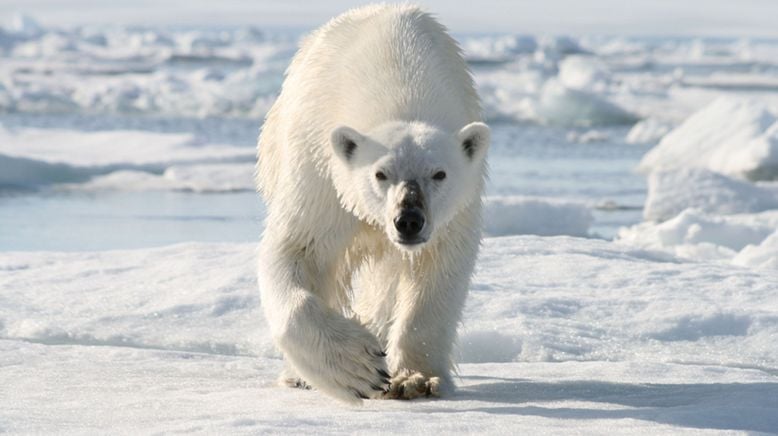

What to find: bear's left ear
left=331, top=125, right=365, bottom=163
left=457, top=122, right=490, bottom=162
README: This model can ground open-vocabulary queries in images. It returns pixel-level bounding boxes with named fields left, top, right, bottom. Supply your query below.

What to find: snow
left=62, top=164, right=257, bottom=193
left=7, top=13, right=43, bottom=38
left=2, top=236, right=777, bottom=433
left=617, top=208, right=778, bottom=265
left=557, top=55, right=610, bottom=91
left=4, top=22, right=778, bottom=126
left=643, top=168, right=778, bottom=221
left=565, top=128, right=609, bottom=143
left=626, top=118, right=673, bottom=144
left=4, top=17, right=778, bottom=434
left=536, top=79, right=638, bottom=127
left=626, top=100, right=778, bottom=267
left=638, top=97, right=778, bottom=180
left=0, top=127, right=254, bottom=188
left=483, top=196, right=593, bottom=237
left=733, top=230, right=778, bottom=269
left=461, top=35, right=537, bottom=64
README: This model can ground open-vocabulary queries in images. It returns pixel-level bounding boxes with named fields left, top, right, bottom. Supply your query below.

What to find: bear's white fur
left=256, top=4, right=489, bottom=404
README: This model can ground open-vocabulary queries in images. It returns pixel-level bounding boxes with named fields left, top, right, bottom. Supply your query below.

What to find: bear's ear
left=331, top=125, right=364, bottom=163
left=457, top=122, right=490, bottom=162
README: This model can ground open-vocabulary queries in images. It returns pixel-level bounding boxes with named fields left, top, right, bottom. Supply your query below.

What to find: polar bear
left=256, top=4, right=489, bottom=404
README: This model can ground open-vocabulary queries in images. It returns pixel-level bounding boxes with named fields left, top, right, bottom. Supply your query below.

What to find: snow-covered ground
left=2, top=237, right=777, bottom=434
left=3, top=13, right=778, bottom=435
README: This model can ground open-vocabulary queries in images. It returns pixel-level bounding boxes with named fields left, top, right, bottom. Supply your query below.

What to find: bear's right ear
left=331, top=125, right=364, bottom=163
left=457, top=122, right=490, bottom=163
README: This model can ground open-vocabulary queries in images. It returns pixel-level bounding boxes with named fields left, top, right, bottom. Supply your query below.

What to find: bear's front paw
left=283, top=316, right=390, bottom=403
left=319, top=340, right=390, bottom=402
left=380, top=369, right=440, bottom=400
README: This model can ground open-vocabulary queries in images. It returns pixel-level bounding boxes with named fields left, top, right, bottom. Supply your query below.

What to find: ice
left=474, top=55, right=638, bottom=126
left=558, top=55, right=610, bottom=91
left=1, top=236, right=776, bottom=433
left=5, top=21, right=778, bottom=126
left=162, top=164, right=256, bottom=192
left=483, top=196, right=592, bottom=237
left=59, top=164, right=257, bottom=193
left=4, top=18, right=778, bottom=432
left=617, top=208, right=778, bottom=264
left=0, top=22, right=293, bottom=118
left=733, top=230, right=778, bottom=270
left=638, top=97, right=778, bottom=180
left=537, top=79, right=638, bottom=127
left=461, top=35, right=537, bottom=64
left=565, top=128, right=609, bottom=143
left=0, top=127, right=254, bottom=188
left=625, top=118, right=673, bottom=144
left=7, top=13, right=42, bottom=38
left=538, top=36, right=586, bottom=56
left=644, top=168, right=778, bottom=221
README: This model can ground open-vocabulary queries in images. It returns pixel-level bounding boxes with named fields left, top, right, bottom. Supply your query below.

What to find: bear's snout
left=394, top=209, right=425, bottom=241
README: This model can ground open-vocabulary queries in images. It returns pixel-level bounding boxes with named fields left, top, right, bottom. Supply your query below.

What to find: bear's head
left=330, top=120, right=489, bottom=251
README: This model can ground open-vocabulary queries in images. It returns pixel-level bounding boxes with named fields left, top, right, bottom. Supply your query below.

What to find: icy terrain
left=2, top=13, right=778, bottom=434
left=2, top=238, right=777, bottom=434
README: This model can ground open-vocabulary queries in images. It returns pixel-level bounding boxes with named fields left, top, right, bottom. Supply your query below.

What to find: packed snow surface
left=2, top=236, right=777, bottom=434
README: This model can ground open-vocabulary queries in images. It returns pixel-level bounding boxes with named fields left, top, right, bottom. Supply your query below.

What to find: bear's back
left=296, top=4, right=480, bottom=132
left=257, top=4, right=481, bottom=201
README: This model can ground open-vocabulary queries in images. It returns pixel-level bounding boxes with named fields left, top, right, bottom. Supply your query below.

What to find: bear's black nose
left=394, top=209, right=425, bottom=240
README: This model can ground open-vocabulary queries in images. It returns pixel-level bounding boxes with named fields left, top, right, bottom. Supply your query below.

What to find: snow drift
left=643, top=168, right=778, bottom=221
left=618, top=208, right=778, bottom=267
left=638, top=97, right=778, bottom=181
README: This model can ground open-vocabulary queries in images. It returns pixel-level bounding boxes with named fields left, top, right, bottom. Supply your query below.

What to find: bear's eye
left=375, top=171, right=387, bottom=181
left=432, top=171, right=446, bottom=181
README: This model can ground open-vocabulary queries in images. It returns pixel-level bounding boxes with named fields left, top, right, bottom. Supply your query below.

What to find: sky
left=1, top=0, right=778, bottom=37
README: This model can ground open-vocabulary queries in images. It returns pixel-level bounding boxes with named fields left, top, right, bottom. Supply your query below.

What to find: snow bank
left=638, top=97, right=778, bottom=180
left=0, top=127, right=253, bottom=189
left=1, top=236, right=777, bottom=432
left=483, top=196, right=593, bottom=237
left=644, top=168, right=778, bottom=221
left=618, top=208, right=778, bottom=266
